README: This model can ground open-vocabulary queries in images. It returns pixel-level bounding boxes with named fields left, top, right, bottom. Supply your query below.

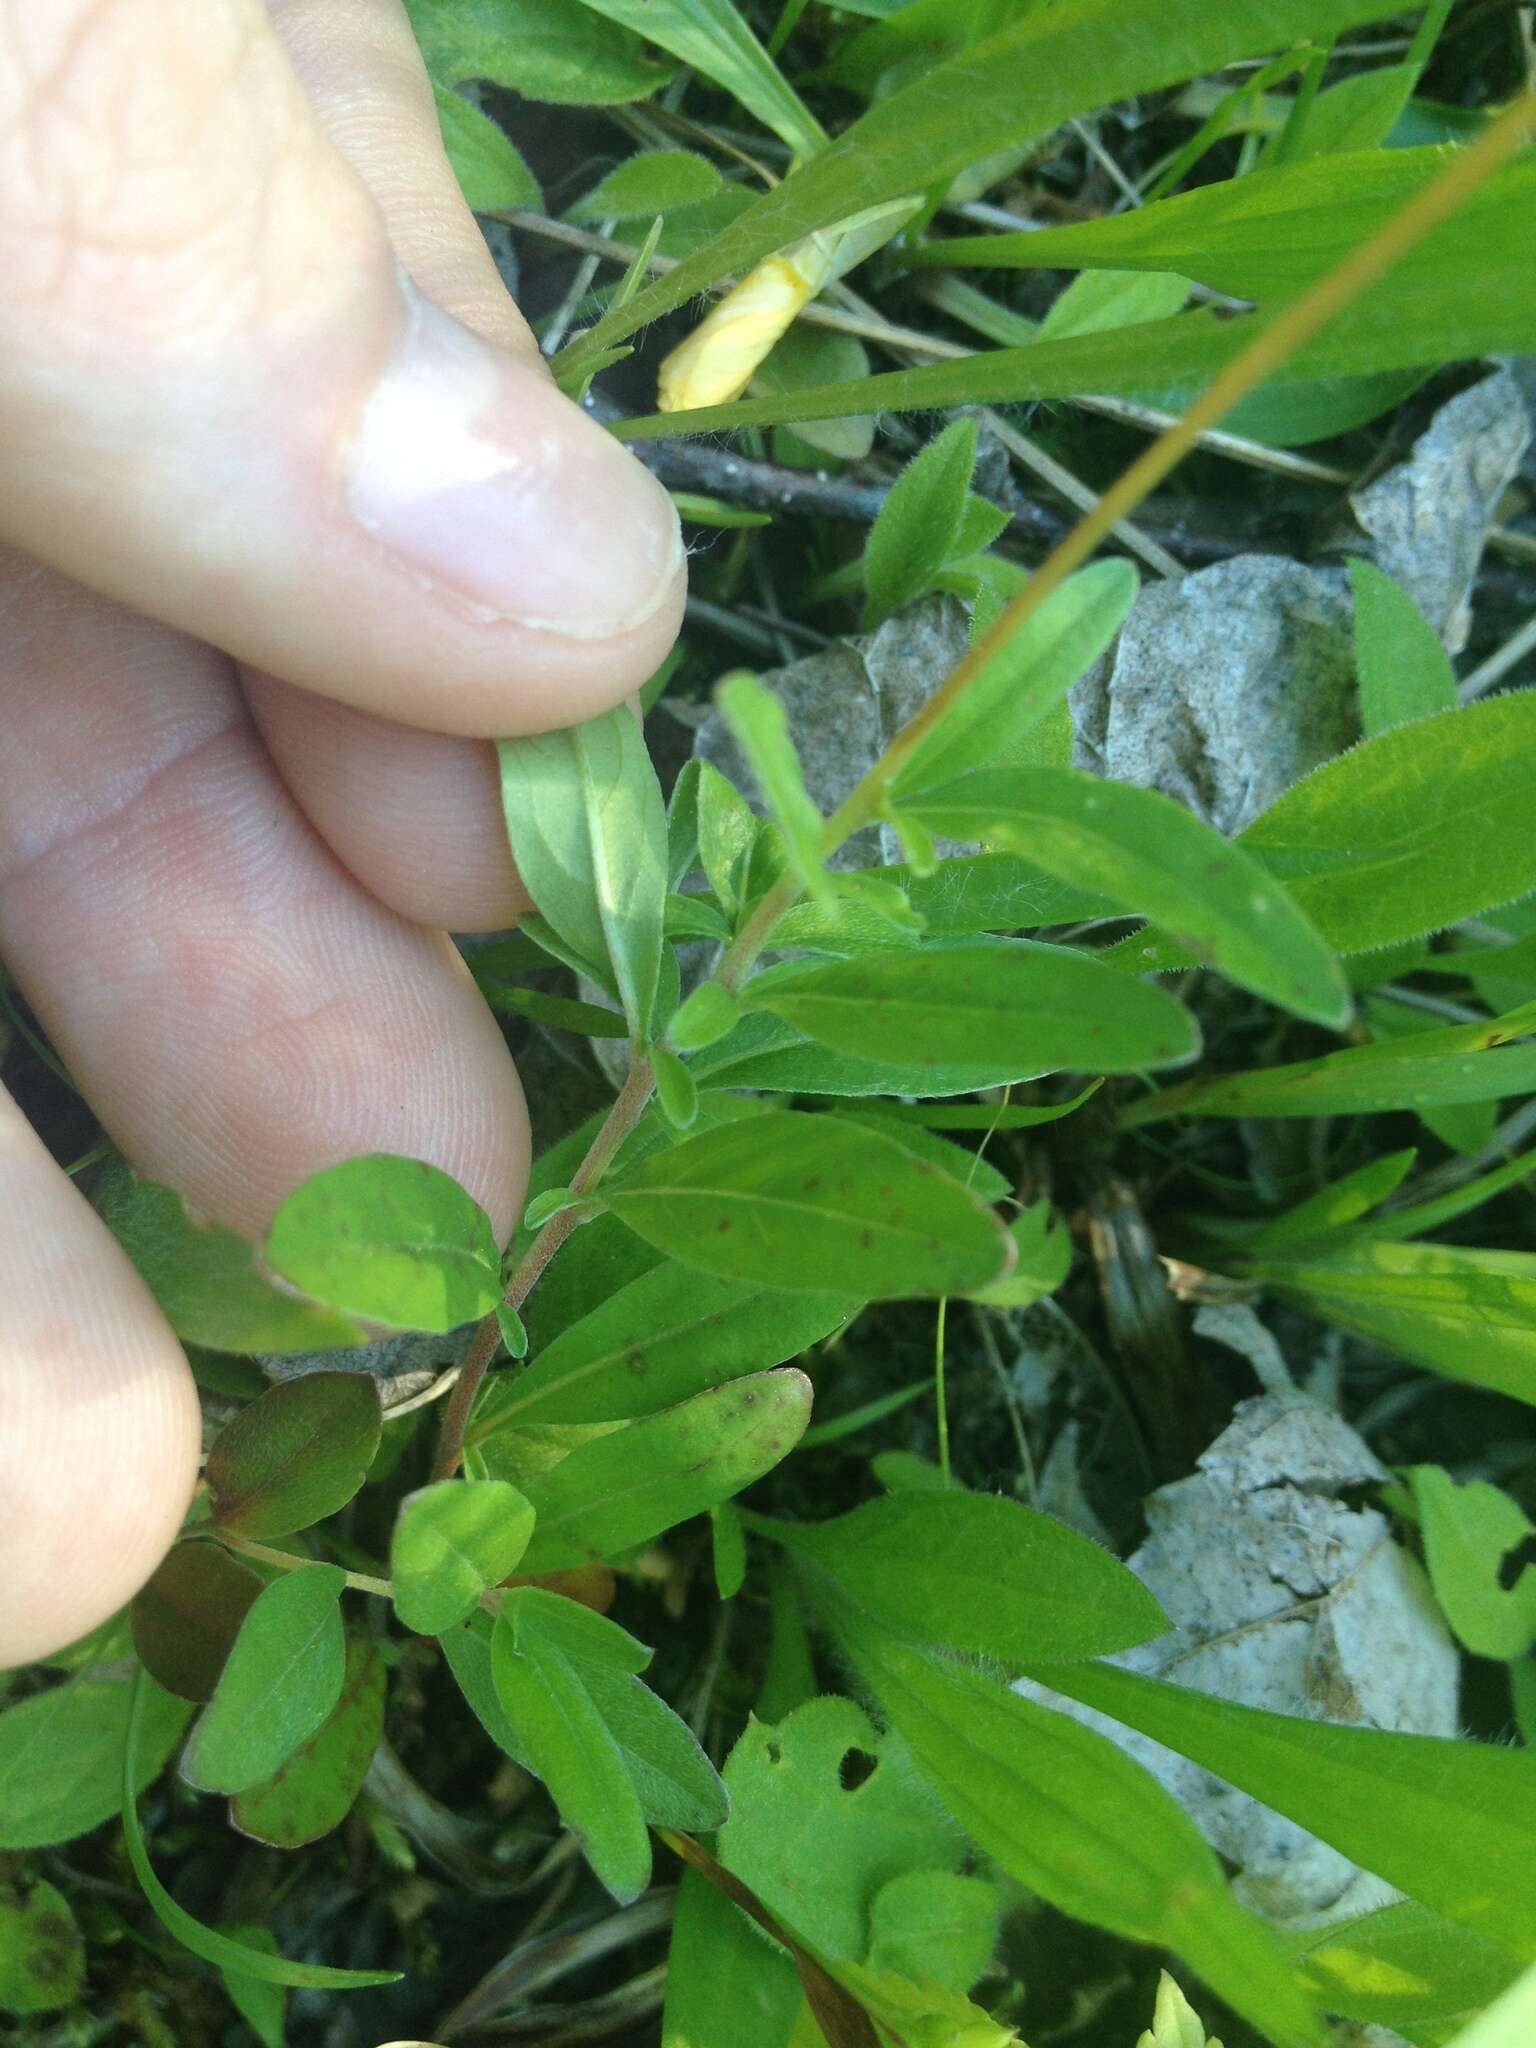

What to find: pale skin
left=0, top=0, right=687, bottom=1666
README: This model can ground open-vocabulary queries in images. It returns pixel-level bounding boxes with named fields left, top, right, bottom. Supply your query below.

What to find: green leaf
left=862, top=418, right=977, bottom=628
left=490, top=1596, right=651, bottom=1901
left=841, top=1629, right=1319, bottom=2047
left=670, top=980, right=742, bottom=1053
left=0, top=1880, right=85, bottom=2015
left=767, top=1489, right=1168, bottom=1663
left=1285, top=1901, right=1521, bottom=2038
left=1350, top=558, right=1457, bottom=738
left=693, top=756, right=758, bottom=916
left=557, top=0, right=1405, bottom=374
left=914, top=771, right=1350, bottom=1027
left=603, top=1108, right=1012, bottom=1298
left=1408, top=1466, right=1536, bottom=1661
left=744, top=938, right=1200, bottom=1077
left=232, top=1635, right=387, bottom=1849
left=1445, top=1962, right=1536, bottom=2048
left=713, top=1502, right=748, bottom=1599
left=892, top=560, right=1137, bottom=796
left=719, top=1697, right=969, bottom=1963
left=1253, top=1237, right=1536, bottom=1409
left=570, top=149, right=723, bottom=222
left=0, top=1674, right=190, bottom=1849
left=431, top=84, right=540, bottom=210
left=97, top=1168, right=367, bottom=1354
left=902, top=851, right=1118, bottom=933
left=663, top=1865, right=802, bottom=2048
left=966, top=1200, right=1073, bottom=1307
left=1031, top=1657, right=1536, bottom=1963
left=122, top=1671, right=398, bottom=1989
left=390, top=1479, right=536, bottom=1634
left=580, top=1662, right=729, bottom=1831
left=182, top=1567, right=347, bottom=1796
left=1241, top=1147, right=1418, bottom=1252
left=690, top=1006, right=1073, bottom=1099
left=206, top=1371, right=382, bottom=1540
left=867, top=1869, right=1001, bottom=1994
left=475, top=1262, right=850, bottom=1425
left=1240, top=694, right=1536, bottom=955
left=498, top=707, right=669, bottom=1037
left=568, top=0, right=825, bottom=158
left=405, top=0, right=669, bottom=105
left=1135, top=1973, right=1223, bottom=2048
left=516, top=1369, right=813, bottom=1570
left=264, top=1155, right=500, bottom=1331
left=442, top=1607, right=724, bottom=1828
left=1039, top=269, right=1191, bottom=339
left=653, top=1045, right=700, bottom=1130
left=1125, top=1000, right=1536, bottom=1125
left=756, top=325, right=876, bottom=460
left=1286, top=61, right=1417, bottom=160
left=716, top=673, right=835, bottom=910
left=482, top=982, right=631, bottom=1036
left=217, top=1925, right=286, bottom=2048
left=130, top=1540, right=264, bottom=1702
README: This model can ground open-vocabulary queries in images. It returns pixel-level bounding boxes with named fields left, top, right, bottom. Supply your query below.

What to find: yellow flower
left=658, top=254, right=819, bottom=412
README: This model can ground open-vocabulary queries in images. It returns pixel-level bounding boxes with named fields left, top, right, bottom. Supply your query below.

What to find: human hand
left=0, top=0, right=684, bottom=1666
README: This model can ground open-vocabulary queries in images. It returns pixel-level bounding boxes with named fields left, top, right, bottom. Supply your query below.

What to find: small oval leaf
left=207, top=1371, right=381, bottom=1540
left=182, top=1566, right=347, bottom=1796
left=130, top=1540, right=265, bottom=1703
left=391, top=1480, right=536, bottom=1635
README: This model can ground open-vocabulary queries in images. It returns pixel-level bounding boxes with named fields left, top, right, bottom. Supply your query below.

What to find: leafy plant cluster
left=4, top=2, right=1536, bottom=2045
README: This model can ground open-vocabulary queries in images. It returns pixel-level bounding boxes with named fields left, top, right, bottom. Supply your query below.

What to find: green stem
left=219, top=1533, right=392, bottom=1602
left=432, top=1053, right=657, bottom=1482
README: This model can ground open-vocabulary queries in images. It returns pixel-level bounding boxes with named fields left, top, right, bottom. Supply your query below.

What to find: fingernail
left=344, top=282, right=682, bottom=637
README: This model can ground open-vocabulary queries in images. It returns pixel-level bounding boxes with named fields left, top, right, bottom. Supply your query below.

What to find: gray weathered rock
left=1018, top=1394, right=1460, bottom=1928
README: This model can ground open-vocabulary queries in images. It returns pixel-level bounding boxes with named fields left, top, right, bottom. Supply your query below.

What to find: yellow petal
left=658, top=256, right=813, bottom=412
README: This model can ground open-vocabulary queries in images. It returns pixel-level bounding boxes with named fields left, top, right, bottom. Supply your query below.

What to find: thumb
left=0, top=0, right=682, bottom=737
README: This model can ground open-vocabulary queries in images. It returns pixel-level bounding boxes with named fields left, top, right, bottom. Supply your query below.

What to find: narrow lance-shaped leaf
left=862, top=417, right=977, bottom=627
left=765, top=1489, right=1169, bottom=1664
left=122, top=1671, right=399, bottom=1990
left=716, top=672, right=836, bottom=909
left=1123, top=1000, right=1536, bottom=1125
left=1027, top=1657, right=1536, bottom=1963
left=907, top=770, right=1350, bottom=1027
left=892, top=560, right=1138, bottom=796
left=602, top=1108, right=1012, bottom=1299
left=556, top=0, right=1414, bottom=373
left=1349, top=558, right=1457, bottom=736
left=483, top=1262, right=852, bottom=1425
left=835, top=1622, right=1320, bottom=2048
left=431, top=84, right=540, bottom=210
left=490, top=1594, right=651, bottom=1902
left=568, top=0, right=826, bottom=158
left=742, top=939, right=1201, bottom=1077
left=516, top=1369, right=813, bottom=1572
left=1250, top=1238, right=1536, bottom=1411
left=498, top=706, right=668, bottom=1037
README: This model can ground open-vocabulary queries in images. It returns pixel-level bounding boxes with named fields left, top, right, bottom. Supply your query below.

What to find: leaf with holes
left=1409, top=1466, right=1536, bottom=1661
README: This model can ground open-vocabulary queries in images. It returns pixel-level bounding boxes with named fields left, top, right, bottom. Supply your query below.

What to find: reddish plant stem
left=431, top=1054, right=656, bottom=1481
